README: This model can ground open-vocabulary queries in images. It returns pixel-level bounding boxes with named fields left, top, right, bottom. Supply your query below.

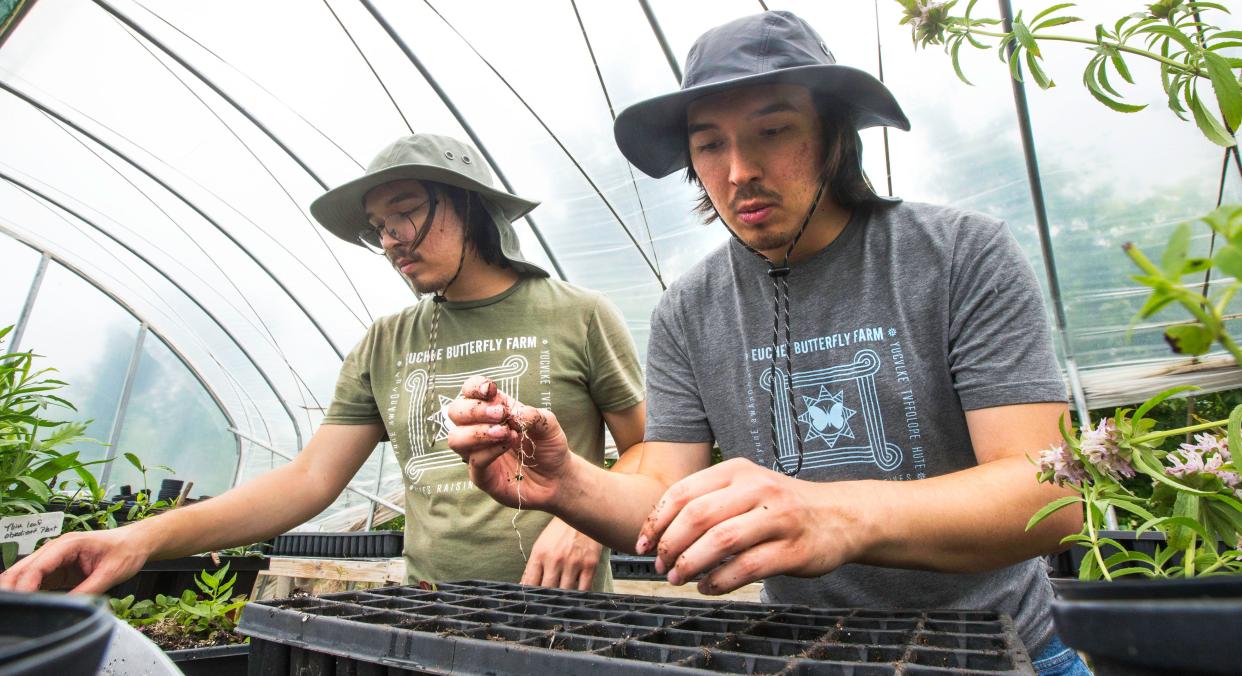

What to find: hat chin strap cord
left=418, top=189, right=472, bottom=454
left=712, top=175, right=829, bottom=477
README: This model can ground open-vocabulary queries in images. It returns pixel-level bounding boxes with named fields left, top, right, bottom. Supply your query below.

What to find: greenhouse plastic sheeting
left=0, top=0, right=1237, bottom=524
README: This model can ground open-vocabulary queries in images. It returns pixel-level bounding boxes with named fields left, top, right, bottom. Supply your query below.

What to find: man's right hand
left=0, top=527, right=151, bottom=593
left=447, top=375, right=574, bottom=512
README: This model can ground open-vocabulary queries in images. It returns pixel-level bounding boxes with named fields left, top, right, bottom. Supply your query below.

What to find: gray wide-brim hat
left=614, top=10, right=910, bottom=180
left=310, top=133, right=548, bottom=278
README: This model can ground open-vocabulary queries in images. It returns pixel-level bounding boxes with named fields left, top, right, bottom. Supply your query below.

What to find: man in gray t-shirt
left=448, top=10, right=1085, bottom=670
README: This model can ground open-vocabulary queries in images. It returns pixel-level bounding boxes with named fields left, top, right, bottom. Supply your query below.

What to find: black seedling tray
left=271, top=530, right=403, bottom=558
left=610, top=554, right=663, bottom=580
left=239, top=580, right=1034, bottom=674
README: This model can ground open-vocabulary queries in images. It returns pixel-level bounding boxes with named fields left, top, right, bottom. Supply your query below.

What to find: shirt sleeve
left=585, top=294, right=645, bottom=412
left=323, top=328, right=385, bottom=428
left=948, top=218, right=1067, bottom=410
left=644, top=293, right=714, bottom=443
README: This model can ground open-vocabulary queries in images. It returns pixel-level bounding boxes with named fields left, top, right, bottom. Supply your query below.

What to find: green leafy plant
left=110, top=564, right=249, bottom=636
left=1125, top=205, right=1242, bottom=362
left=206, top=541, right=270, bottom=558
left=121, top=451, right=174, bottom=522
left=171, top=563, right=249, bottom=635
left=0, top=325, right=96, bottom=520
left=109, top=594, right=167, bottom=627
left=1029, top=386, right=1242, bottom=579
left=55, top=464, right=124, bottom=533
left=897, top=0, right=1242, bottom=146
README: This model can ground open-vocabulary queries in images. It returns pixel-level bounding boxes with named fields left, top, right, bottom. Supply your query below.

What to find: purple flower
left=1079, top=420, right=1135, bottom=480
left=1180, top=433, right=1230, bottom=461
left=1038, top=441, right=1087, bottom=486
left=1169, top=433, right=1238, bottom=488
left=1167, top=449, right=1206, bottom=478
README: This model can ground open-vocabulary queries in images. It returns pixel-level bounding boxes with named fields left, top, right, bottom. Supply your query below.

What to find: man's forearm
left=843, top=456, right=1080, bottom=572
left=548, top=451, right=670, bottom=554
left=126, top=460, right=342, bottom=561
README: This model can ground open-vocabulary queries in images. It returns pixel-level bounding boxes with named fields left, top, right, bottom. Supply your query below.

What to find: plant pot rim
left=1051, top=574, right=1242, bottom=601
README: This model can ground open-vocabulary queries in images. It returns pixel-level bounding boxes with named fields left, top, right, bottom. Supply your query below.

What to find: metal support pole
left=0, top=81, right=346, bottom=362
left=997, top=1, right=1091, bottom=424
left=365, top=445, right=386, bottom=530
left=229, top=428, right=405, bottom=514
left=637, top=0, right=683, bottom=83
left=10, top=252, right=48, bottom=353
left=92, top=0, right=328, bottom=190
left=99, top=325, right=146, bottom=487
left=998, top=0, right=1105, bottom=526
left=0, top=225, right=241, bottom=438
left=0, top=172, right=304, bottom=449
left=357, top=0, right=568, bottom=281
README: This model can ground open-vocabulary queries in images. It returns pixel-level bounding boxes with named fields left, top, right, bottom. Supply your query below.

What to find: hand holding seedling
left=447, top=375, right=574, bottom=512
left=636, top=458, right=864, bottom=595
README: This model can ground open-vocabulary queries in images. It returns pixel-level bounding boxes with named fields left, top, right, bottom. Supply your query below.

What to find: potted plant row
left=110, top=563, right=252, bottom=676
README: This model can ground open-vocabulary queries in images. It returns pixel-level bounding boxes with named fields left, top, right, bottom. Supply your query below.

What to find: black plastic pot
left=106, top=555, right=270, bottom=601
left=1048, top=530, right=1233, bottom=579
left=239, top=579, right=1034, bottom=675
left=271, top=531, right=403, bottom=558
left=0, top=590, right=114, bottom=675
left=166, top=642, right=248, bottom=676
left=1051, top=576, right=1242, bottom=675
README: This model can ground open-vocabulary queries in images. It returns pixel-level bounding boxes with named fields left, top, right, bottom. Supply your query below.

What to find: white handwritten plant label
left=0, top=512, right=64, bottom=555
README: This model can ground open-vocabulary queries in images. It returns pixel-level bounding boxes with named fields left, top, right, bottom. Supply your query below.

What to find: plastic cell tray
left=609, top=554, right=663, bottom=580
left=239, top=580, right=1034, bottom=675
left=271, top=531, right=403, bottom=558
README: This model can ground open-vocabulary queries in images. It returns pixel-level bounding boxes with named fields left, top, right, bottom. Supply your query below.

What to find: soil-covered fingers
left=694, top=539, right=794, bottom=595
left=459, top=375, right=499, bottom=402
left=446, top=423, right=517, bottom=466
left=445, top=397, right=507, bottom=429
left=635, top=459, right=745, bottom=557
left=650, top=487, right=764, bottom=583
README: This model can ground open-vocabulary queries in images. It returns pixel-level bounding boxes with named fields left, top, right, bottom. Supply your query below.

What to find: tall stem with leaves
left=898, top=0, right=1241, bottom=146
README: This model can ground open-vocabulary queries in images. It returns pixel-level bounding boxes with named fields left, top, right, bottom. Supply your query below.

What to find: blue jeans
left=1032, top=634, right=1092, bottom=675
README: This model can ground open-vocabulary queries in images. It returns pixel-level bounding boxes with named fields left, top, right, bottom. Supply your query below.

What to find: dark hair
left=684, top=95, right=883, bottom=224
left=436, top=184, right=511, bottom=269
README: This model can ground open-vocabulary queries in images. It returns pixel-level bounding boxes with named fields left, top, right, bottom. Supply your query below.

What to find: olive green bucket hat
left=310, top=133, right=548, bottom=278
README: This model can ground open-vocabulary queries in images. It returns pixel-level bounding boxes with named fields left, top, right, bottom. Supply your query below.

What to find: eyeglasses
left=357, top=194, right=440, bottom=255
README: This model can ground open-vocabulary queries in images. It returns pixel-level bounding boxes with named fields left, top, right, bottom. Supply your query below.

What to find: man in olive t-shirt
left=311, top=134, right=645, bottom=590
left=325, top=275, right=643, bottom=586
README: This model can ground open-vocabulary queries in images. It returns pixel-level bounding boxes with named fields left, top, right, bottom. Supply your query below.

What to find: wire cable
left=117, top=18, right=373, bottom=335
left=356, top=0, right=568, bottom=280
left=47, top=117, right=325, bottom=421
left=111, top=14, right=370, bottom=330
left=569, top=0, right=663, bottom=281
left=0, top=80, right=347, bottom=366
left=319, top=0, right=414, bottom=134
left=420, top=0, right=666, bottom=289
left=129, top=0, right=366, bottom=171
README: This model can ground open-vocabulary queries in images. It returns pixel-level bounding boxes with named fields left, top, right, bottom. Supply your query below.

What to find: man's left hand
left=635, top=458, right=869, bottom=595
left=522, top=517, right=604, bottom=591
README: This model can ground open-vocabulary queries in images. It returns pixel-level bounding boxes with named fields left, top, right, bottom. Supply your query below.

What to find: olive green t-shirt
left=324, top=277, right=643, bottom=589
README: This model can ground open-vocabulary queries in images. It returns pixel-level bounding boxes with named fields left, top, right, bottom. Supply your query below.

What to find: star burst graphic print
left=796, top=385, right=856, bottom=448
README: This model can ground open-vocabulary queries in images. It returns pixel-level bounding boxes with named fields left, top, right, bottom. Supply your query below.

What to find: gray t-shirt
left=645, top=201, right=1066, bottom=653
